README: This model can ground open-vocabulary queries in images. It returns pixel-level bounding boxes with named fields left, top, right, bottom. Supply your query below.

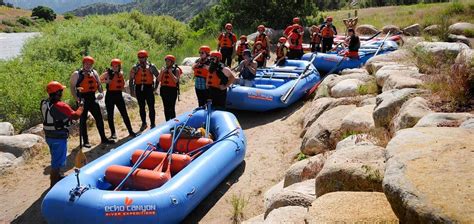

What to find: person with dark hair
left=343, top=28, right=360, bottom=59
left=206, top=51, right=235, bottom=109
left=287, top=24, right=304, bottom=59
left=320, top=16, right=338, bottom=53
left=275, top=37, right=288, bottom=66
left=129, top=50, right=160, bottom=131
left=100, top=58, right=136, bottom=139
left=193, top=46, right=211, bottom=107
left=70, top=56, right=114, bottom=148
left=217, top=23, right=237, bottom=67
left=42, top=81, right=83, bottom=187
left=236, top=49, right=257, bottom=87
left=158, top=55, right=181, bottom=121
left=236, top=35, right=250, bottom=64
left=252, top=41, right=266, bottom=68
left=310, top=25, right=322, bottom=52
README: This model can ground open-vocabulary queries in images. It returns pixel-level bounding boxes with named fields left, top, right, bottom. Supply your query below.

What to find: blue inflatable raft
left=41, top=109, right=246, bottom=224
left=302, top=40, right=399, bottom=74
left=226, top=60, right=321, bottom=111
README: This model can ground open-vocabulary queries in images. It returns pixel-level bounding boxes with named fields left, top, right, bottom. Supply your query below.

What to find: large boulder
left=305, top=192, right=398, bottom=223
left=0, top=122, right=15, bottom=136
left=242, top=214, right=264, bottom=224
left=301, top=104, right=357, bottom=155
left=315, top=145, right=386, bottom=196
left=283, top=152, right=332, bottom=187
left=414, top=112, right=474, bottom=127
left=448, top=22, right=474, bottom=36
left=393, top=97, right=432, bottom=131
left=382, top=25, right=401, bottom=34
left=373, top=88, right=424, bottom=128
left=0, top=134, right=45, bottom=157
left=325, top=73, right=374, bottom=90
left=335, top=134, right=375, bottom=150
left=374, top=64, right=421, bottom=87
left=455, top=48, right=474, bottom=65
left=447, top=34, right=471, bottom=47
left=384, top=127, right=474, bottom=222
left=179, top=65, right=194, bottom=82
left=247, top=28, right=279, bottom=43
left=402, top=23, right=421, bottom=36
left=330, top=79, right=365, bottom=98
left=0, top=152, right=16, bottom=169
left=360, top=97, right=376, bottom=106
left=460, top=118, right=474, bottom=129
left=264, top=179, right=316, bottom=217
left=181, top=57, right=199, bottom=66
left=21, top=124, right=45, bottom=138
left=415, top=41, right=470, bottom=60
left=340, top=68, right=368, bottom=75
left=382, top=73, right=423, bottom=92
left=356, top=24, right=379, bottom=35
left=365, top=49, right=414, bottom=74
left=122, top=92, right=138, bottom=108
left=423, top=24, right=440, bottom=35
left=341, top=104, right=375, bottom=133
left=264, top=206, right=307, bottom=223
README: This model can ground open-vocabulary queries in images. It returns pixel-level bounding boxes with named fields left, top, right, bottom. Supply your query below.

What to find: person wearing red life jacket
left=236, top=35, right=250, bottom=64
left=217, top=23, right=237, bottom=67
left=310, top=25, right=322, bottom=52
left=252, top=41, right=267, bottom=68
left=100, top=58, right=136, bottom=139
left=206, top=51, right=235, bottom=109
left=284, top=17, right=304, bottom=37
left=275, top=37, right=288, bottom=66
left=287, top=24, right=304, bottom=59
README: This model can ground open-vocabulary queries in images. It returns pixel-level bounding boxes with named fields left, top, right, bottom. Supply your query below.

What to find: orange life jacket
left=345, top=51, right=359, bottom=59
left=321, top=25, right=335, bottom=38
left=236, top=42, right=249, bottom=56
left=288, top=33, right=302, bottom=50
left=134, top=64, right=154, bottom=85
left=252, top=48, right=266, bottom=62
left=276, top=45, right=287, bottom=59
left=218, top=32, right=236, bottom=48
left=193, top=59, right=209, bottom=79
left=107, top=70, right=125, bottom=91
left=160, top=66, right=181, bottom=88
left=76, top=70, right=99, bottom=93
left=255, top=34, right=268, bottom=49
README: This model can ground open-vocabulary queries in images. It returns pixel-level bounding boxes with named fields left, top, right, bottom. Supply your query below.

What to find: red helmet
left=82, top=56, right=95, bottom=64
left=254, top=41, right=263, bottom=46
left=210, top=51, right=222, bottom=61
left=279, top=37, right=287, bottom=43
left=240, top=35, right=247, bottom=41
left=137, top=50, right=148, bottom=58
left=257, top=25, right=265, bottom=31
left=164, top=55, right=176, bottom=62
left=225, top=23, right=233, bottom=30
left=199, top=45, right=211, bottom=54
left=293, top=17, right=300, bottom=24
left=46, top=81, right=66, bottom=94
left=110, top=58, right=122, bottom=66
left=326, top=16, right=333, bottom=22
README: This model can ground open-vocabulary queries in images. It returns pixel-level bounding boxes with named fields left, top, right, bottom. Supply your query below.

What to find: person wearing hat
left=100, top=59, right=136, bottom=139
left=275, top=37, right=288, bottom=66
left=287, top=24, right=304, bottom=59
left=310, top=25, right=322, bottom=52
left=206, top=51, right=235, bottom=109
left=252, top=41, right=267, bottom=68
left=217, top=23, right=237, bottom=67
left=129, top=50, right=160, bottom=131
left=235, top=49, right=257, bottom=87
left=70, top=56, right=114, bottom=148
left=193, top=46, right=211, bottom=107
left=284, top=17, right=304, bottom=37
left=158, top=55, right=182, bottom=121
left=320, top=16, right=338, bottom=53
left=42, top=81, right=84, bottom=187
left=236, top=35, right=250, bottom=64
left=254, top=25, right=271, bottom=66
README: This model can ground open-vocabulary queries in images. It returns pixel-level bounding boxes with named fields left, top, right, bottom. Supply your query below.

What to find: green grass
left=0, top=12, right=216, bottom=132
left=357, top=80, right=379, bottom=95
left=229, top=194, right=248, bottom=224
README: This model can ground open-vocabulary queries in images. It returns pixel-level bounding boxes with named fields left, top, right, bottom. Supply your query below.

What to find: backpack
left=170, top=125, right=204, bottom=139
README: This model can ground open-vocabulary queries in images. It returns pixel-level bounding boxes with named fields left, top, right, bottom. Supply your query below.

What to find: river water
left=0, top=32, right=40, bottom=60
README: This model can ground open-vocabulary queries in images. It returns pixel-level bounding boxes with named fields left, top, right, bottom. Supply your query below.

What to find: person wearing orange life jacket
left=342, top=28, right=360, bottom=59
left=158, top=55, right=181, bottom=121
left=42, top=81, right=83, bottom=187
left=206, top=51, right=235, bottom=109
left=287, top=24, right=304, bottom=59
left=320, top=16, right=338, bottom=53
left=70, top=56, right=114, bottom=148
left=100, top=59, right=136, bottom=139
left=193, top=46, right=211, bottom=107
left=252, top=41, right=267, bottom=68
left=284, top=17, right=304, bottom=37
left=255, top=25, right=271, bottom=67
left=236, top=35, right=250, bottom=64
left=275, top=37, right=288, bottom=66
left=217, top=23, right=237, bottom=67
left=310, top=25, right=322, bottom=52
left=129, top=50, right=160, bottom=131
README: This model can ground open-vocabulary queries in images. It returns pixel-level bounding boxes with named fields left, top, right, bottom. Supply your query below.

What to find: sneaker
left=101, top=139, right=115, bottom=145
left=83, top=143, right=92, bottom=148
left=110, top=133, right=117, bottom=140
left=139, top=124, right=147, bottom=132
left=150, top=124, right=156, bottom=129
left=128, top=132, right=137, bottom=138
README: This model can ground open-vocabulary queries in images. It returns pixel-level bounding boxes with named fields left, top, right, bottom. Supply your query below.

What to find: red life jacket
left=76, top=69, right=99, bottom=93
left=321, top=25, right=335, bottom=38
left=255, top=34, right=268, bottom=49
left=133, top=64, right=155, bottom=85
left=236, top=42, right=249, bottom=56
left=106, top=70, right=125, bottom=91
left=288, top=33, right=302, bottom=50
left=160, top=66, right=181, bottom=88
left=218, top=32, right=236, bottom=48
left=276, top=45, right=287, bottom=59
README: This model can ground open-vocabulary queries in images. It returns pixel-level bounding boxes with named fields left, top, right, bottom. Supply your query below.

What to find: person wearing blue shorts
left=41, top=81, right=83, bottom=187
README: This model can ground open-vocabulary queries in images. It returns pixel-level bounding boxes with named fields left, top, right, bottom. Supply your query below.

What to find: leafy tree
left=64, top=13, right=75, bottom=20
left=32, top=6, right=56, bottom=22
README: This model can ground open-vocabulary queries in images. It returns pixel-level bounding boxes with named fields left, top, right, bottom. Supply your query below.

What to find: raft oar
left=205, top=101, right=212, bottom=138
left=187, top=127, right=240, bottom=159
left=281, top=53, right=316, bottom=104
left=374, top=30, right=391, bottom=57
left=114, top=143, right=156, bottom=191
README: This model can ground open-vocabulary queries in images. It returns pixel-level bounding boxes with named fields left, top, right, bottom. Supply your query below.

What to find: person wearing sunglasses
left=193, top=46, right=211, bottom=107
left=70, top=56, right=114, bottom=148
left=158, top=55, right=182, bottom=121
left=206, top=51, right=235, bottom=109
left=129, top=50, right=160, bottom=131
left=217, top=23, right=237, bottom=67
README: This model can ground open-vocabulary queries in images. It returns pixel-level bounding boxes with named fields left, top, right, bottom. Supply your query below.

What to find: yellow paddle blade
left=74, top=148, right=87, bottom=168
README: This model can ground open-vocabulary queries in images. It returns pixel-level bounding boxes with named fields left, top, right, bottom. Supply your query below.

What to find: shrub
left=443, top=2, right=465, bottom=15
left=17, top=16, right=33, bottom=26
left=228, top=194, right=248, bottom=224
left=32, top=6, right=56, bottom=22
left=1, top=19, right=15, bottom=27
left=63, top=13, right=75, bottom=20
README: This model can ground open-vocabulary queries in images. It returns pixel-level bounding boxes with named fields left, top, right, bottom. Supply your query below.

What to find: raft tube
left=226, top=60, right=321, bottom=111
left=41, top=109, right=246, bottom=224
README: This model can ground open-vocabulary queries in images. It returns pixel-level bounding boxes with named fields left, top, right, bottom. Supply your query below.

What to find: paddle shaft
left=281, top=54, right=316, bottom=104
left=374, top=31, right=391, bottom=57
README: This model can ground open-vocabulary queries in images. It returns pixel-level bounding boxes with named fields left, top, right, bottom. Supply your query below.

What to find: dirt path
left=0, top=81, right=306, bottom=223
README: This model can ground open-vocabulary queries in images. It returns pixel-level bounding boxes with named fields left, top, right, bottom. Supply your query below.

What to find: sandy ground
left=0, top=73, right=308, bottom=223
